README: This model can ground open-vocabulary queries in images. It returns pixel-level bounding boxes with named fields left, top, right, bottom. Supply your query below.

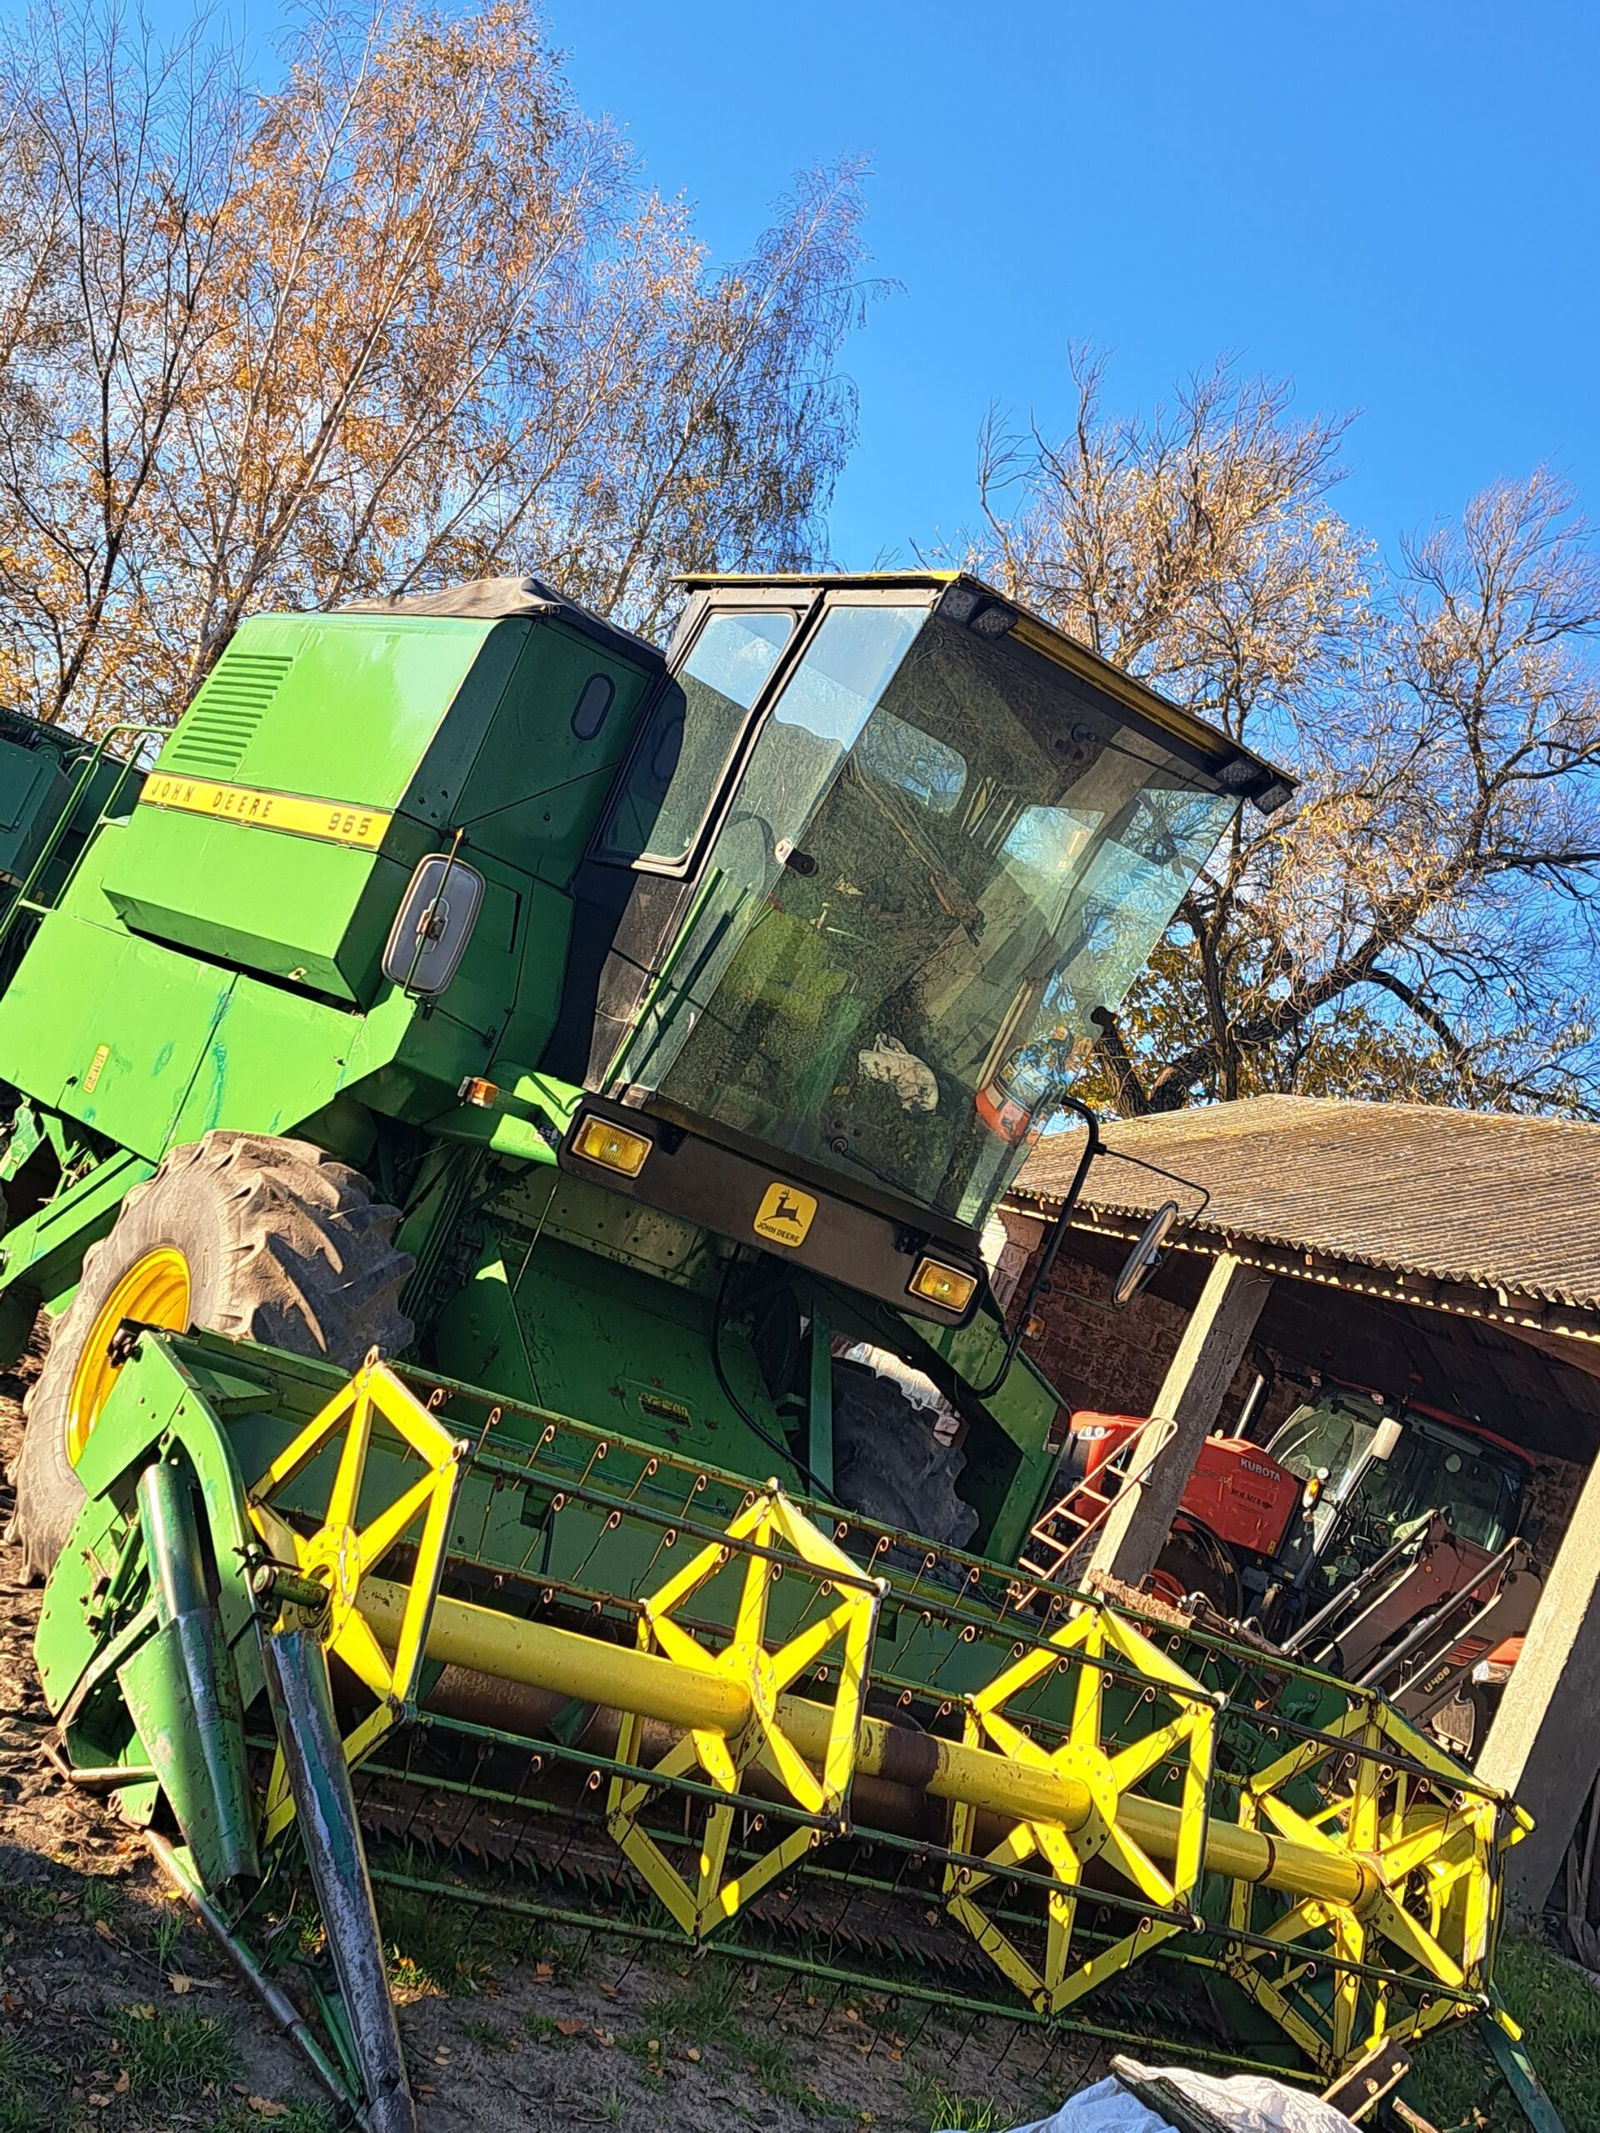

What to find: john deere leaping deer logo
left=753, top=1182, right=817, bottom=1249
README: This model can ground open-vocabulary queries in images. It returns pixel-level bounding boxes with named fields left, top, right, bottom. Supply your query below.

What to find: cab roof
left=677, top=569, right=1295, bottom=813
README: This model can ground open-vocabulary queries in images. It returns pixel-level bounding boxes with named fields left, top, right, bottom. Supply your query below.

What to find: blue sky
left=540, top=0, right=1598, bottom=573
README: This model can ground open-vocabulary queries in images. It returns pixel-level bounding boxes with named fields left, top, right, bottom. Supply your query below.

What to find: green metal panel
left=408, top=855, right=564, bottom=1054
left=0, top=907, right=235, bottom=1157
left=0, top=737, right=72, bottom=884
left=167, top=967, right=359, bottom=1144
left=104, top=810, right=428, bottom=1001
left=454, top=620, right=657, bottom=887
left=99, top=612, right=519, bottom=1001
left=44, top=816, right=132, bottom=927
left=430, top=1227, right=787, bottom=1484
left=158, top=612, right=503, bottom=818
left=166, top=935, right=549, bottom=1148
left=0, top=1149, right=155, bottom=1310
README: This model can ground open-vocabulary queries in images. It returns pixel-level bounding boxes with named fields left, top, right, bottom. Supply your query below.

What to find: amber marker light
left=908, top=1256, right=978, bottom=1312
left=572, top=1116, right=652, bottom=1178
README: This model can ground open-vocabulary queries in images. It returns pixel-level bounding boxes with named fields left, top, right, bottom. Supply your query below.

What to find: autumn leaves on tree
left=0, top=0, right=867, bottom=727
left=1, top=5, right=1596, bottom=1119
left=972, top=354, right=1600, bottom=1117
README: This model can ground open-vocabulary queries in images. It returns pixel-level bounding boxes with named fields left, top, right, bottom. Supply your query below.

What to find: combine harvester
left=0, top=574, right=1528, bottom=2127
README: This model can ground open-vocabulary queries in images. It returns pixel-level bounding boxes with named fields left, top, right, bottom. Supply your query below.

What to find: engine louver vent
left=159, top=652, right=294, bottom=776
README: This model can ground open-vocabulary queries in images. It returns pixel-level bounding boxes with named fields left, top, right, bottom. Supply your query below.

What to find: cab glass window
left=598, top=610, right=794, bottom=866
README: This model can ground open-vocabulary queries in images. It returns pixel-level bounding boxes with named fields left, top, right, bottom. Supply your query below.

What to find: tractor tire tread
left=6, top=1130, right=412, bottom=1583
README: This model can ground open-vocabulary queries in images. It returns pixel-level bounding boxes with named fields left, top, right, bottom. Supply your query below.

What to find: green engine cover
left=0, top=592, right=661, bottom=1169
left=102, top=609, right=645, bottom=1005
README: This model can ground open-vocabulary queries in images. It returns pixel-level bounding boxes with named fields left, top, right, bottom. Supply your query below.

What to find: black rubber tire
left=8, top=1130, right=413, bottom=1582
left=831, top=1362, right=980, bottom=1549
left=1149, top=1517, right=1244, bottom=1619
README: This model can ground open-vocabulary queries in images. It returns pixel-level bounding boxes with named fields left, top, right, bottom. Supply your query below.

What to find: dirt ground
left=0, top=1367, right=1104, bottom=2133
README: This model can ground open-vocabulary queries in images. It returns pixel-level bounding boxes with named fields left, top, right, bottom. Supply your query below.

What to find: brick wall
left=998, top=1205, right=1592, bottom=1555
left=997, top=1209, right=1297, bottom=1443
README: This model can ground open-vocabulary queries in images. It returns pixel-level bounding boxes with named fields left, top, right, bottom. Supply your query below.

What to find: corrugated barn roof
left=1013, top=1095, right=1600, bottom=1315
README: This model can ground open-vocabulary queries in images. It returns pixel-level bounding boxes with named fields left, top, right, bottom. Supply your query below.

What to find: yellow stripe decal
left=140, top=773, right=392, bottom=849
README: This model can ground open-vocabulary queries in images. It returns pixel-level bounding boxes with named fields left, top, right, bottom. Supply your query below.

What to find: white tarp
left=940, top=2060, right=1360, bottom=2133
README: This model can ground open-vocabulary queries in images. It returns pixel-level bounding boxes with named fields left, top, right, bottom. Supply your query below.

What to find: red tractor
left=1030, top=1384, right=1542, bottom=1755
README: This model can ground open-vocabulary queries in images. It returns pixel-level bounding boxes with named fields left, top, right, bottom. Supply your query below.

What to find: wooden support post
left=1087, top=1252, right=1273, bottom=1594
left=1477, top=1446, right=1600, bottom=1916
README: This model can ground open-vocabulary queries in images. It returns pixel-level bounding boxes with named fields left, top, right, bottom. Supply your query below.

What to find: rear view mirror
left=1111, top=1200, right=1180, bottom=1311
left=383, top=853, right=485, bottom=995
left=1370, top=1416, right=1404, bottom=1462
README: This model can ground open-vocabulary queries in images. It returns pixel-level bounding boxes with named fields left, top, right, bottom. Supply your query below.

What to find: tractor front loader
left=0, top=572, right=1528, bottom=2126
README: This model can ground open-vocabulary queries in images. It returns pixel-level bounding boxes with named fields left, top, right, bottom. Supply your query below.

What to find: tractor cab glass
left=600, top=609, right=797, bottom=866
left=1269, top=1393, right=1526, bottom=1580
left=602, top=587, right=1257, bottom=1229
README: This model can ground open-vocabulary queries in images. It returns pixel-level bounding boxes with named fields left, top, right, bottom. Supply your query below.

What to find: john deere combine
left=0, top=574, right=1526, bottom=2126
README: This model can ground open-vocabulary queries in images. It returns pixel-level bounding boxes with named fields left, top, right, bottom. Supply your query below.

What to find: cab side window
left=597, top=610, right=793, bottom=868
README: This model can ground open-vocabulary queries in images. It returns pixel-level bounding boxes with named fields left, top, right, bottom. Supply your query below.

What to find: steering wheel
left=1344, top=1498, right=1399, bottom=1565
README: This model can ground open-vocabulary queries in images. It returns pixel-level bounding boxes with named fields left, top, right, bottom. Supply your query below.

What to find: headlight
left=908, top=1256, right=978, bottom=1313
left=572, top=1116, right=652, bottom=1178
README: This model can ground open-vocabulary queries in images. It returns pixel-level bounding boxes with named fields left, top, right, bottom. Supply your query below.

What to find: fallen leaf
left=125, top=2005, right=155, bottom=2023
left=533, top=1961, right=553, bottom=1981
left=93, top=1919, right=116, bottom=1943
left=416, top=2086, right=437, bottom=2101
left=433, top=2049, right=450, bottom=2065
left=554, top=2019, right=585, bottom=2037
left=169, top=1973, right=192, bottom=1994
left=593, top=2029, right=614, bottom=2049
left=599, top=1981, right=619, bottom=1999
left=684, top=2045, right=701, bottom=2063
left=247, top=2097, right=290, bottom=2118
left=114, top=2072, right=130, bottom=2095
left=87, top=2095, right=112, bottom=2109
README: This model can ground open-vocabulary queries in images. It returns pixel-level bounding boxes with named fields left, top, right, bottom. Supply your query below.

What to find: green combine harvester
left=0, top=573, right=1527, bottom=2127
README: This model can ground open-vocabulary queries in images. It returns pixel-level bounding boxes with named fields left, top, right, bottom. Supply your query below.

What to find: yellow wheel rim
left=65, top=1246, right=192, bottom=1464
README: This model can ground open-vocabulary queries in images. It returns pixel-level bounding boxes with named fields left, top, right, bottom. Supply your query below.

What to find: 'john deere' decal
left=753, top=1182, right=817, bottom=1249
left=140, top=773, right=392, bottom=850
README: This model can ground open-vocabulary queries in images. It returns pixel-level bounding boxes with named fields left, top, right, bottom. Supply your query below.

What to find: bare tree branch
left=966, top=355, right=1600, bottom=1120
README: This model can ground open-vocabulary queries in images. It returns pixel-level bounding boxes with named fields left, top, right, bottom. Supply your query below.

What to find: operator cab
left=555, top=573, right=1291, bottom=1326
left=1268, top=1389, right=1530, bottom=1592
